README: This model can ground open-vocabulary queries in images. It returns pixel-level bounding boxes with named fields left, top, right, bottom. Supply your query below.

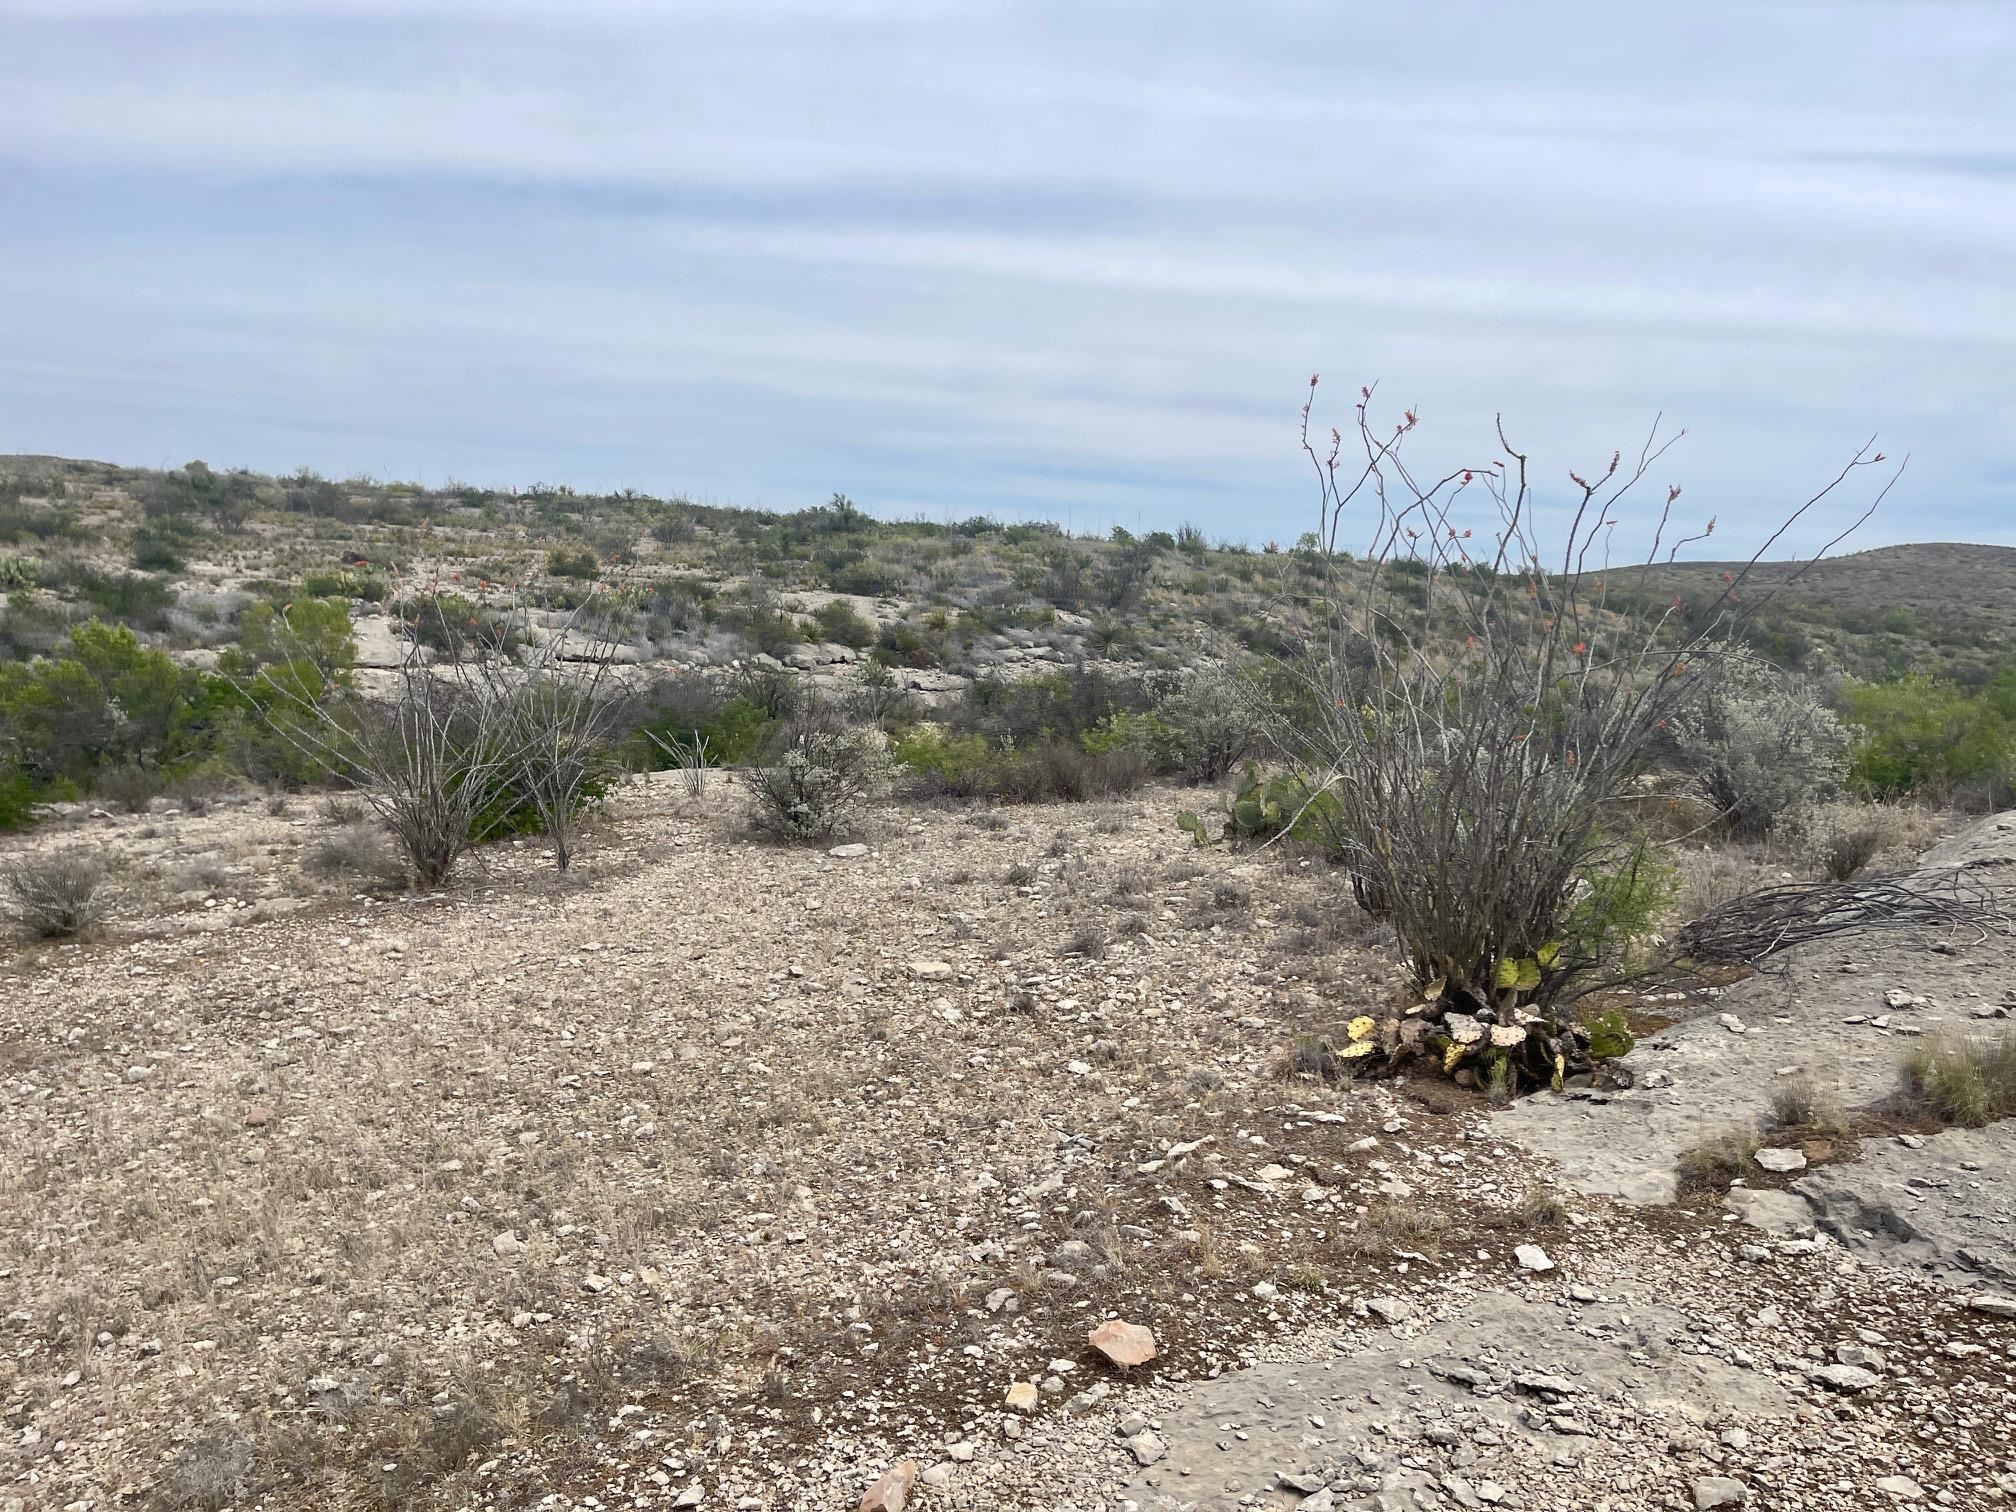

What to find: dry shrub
left=154, top=1431, right=253, bottom=1510
left=1784, top=798, right=1946, bottom=881
left=1901, top=1032, right=2016, bottom=1129
left=303, top=821, right=408, bottom=890
left=1671, top=842, right=1781, bottom=925
left=1336, top=1198, right=1450, bottom=1256
left=747, top=705, right=888, bottom=843
left=1259, top=380, right=1898, bottom=1094
left=1060, top=925, right=1108, bottom=959
left=1667, top=648, right=1849, bottom=837
left=1817, top=824, right=1883, bottom=881
left=3, top=852, right=111, bottom=938
left=240, top=581, right=631, bottom=882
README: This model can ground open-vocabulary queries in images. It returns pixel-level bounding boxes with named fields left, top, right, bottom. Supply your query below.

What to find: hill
left=1, top=453, right=2007, bottom=689
left=1634, top=542, right=2016, bottom=685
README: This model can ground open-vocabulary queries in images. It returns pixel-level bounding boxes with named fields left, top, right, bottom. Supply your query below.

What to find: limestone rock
left=1692, top=1477, right=1748, bottom=1509
left=857, top=1459, right=918, bottom=1512
left=1810, top=1363, right=1881, bottom=1392
left=1754, top=1146, right=1808, bottom=1173
left=1723, top=1186, right=1816, bottom=1237
left=1088, top=1318, right=1157, bottom=1369
left=1363, top=1295, right=1417, bottom=1325
left=1125, top=1429, right=1166, bottom=1465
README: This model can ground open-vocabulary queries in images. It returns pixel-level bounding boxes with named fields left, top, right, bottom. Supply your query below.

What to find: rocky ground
left=2, top=786, right=2013, bottom=1511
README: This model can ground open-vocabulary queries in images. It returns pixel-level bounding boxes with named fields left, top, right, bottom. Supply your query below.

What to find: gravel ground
left=3, top=780, right=2013, bottom=1511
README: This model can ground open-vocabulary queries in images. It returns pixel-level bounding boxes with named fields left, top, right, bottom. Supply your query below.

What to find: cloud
left=0, top=1, right=2008, bottom=551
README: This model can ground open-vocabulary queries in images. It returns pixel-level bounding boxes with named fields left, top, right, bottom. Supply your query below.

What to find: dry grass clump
left=1671, top=843, right=1782, bottom=927
left=1768, top=1075, right=1852, bottom=1136
left=3, top=852, right=112, bottom=938
left=316, top=792, right=367, bottom=825
left=302, top=820, right=408, bottom=890
left=1900, top=1032, right=2016, bottom=1129
left=1336, top=1199, right=1451, bottom=1257
left=154, top=1431, right=253, bottom=1510
left=1784, top=798, right=1949, bottom=881
left=1675, top=1127, right=1761, bottom=1193
left=1060, top=924, right=1108, bottom=959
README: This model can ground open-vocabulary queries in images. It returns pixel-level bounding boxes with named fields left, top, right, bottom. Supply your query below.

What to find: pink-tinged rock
left=858, top=1459, right=918, bottom=1512
left=1088, top=1318, right=1158, bottom=1369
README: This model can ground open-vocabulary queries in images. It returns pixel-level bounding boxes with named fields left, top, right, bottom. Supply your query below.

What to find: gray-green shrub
left=1667, top=648, right=1849, bottom=838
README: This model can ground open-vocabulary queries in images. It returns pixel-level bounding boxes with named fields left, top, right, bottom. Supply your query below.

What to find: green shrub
left=302, top=568, right=389, bottom=602
left=728, top=602, right=804, bottom=658
left=629, top=689, right=775, bottom=769
left=895, top=726, right=1147, bottom=803
left=0, top=621, right=201, bottom=788
left=812, top=598, right=877, bottom=649
left=401, top=592, right=521, bottom=660
left=1081, top=710, right=1182, bottom=771
left=1842, top=673, right=2014, bottom=805
left=546, top=547, right=599, bottom=579
left=1154, top=665, right=1255, bottom=781
left=131, top=520, right=191, bottom=573
left=894, top=727, right=1000, bottom=798
left=470, top=760, right=617, bottom=842
left=1560, top=840, right=1677, bottom=967
left=0, top=764, right=35, bottom=831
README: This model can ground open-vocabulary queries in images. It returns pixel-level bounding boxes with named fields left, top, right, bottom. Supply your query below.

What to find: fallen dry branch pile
left=1676, top=868, right=2009, bottom=966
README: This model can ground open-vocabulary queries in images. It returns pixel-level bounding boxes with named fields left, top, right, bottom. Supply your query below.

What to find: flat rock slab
left=1793, top=1123, right=2016, bottom=1287
left=1495, top=811, right=2016, bottom=1207
left=1116, top=1291, right=1788, bottom=1512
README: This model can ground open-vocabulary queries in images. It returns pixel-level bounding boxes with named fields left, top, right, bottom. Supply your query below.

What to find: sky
left=1, top=1, right=2011, bottom=557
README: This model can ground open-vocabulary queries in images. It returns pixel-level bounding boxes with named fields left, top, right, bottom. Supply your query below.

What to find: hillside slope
left=2, top=453, right=2007, bottom=687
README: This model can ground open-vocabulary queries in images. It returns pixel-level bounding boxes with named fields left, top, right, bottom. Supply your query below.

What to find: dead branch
left=1676, top=869, right=2010, bottom=966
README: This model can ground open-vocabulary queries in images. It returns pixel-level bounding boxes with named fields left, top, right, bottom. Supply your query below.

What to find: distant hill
left=0, top=453, right=2008, bottom=688
left=1634, top=543, right=2016, bottom=685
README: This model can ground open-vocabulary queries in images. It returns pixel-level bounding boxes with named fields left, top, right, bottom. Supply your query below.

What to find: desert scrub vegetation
left=890, top=663, right=1247, bottom=803
left=1841, top=669, right=2016, bottom=810
left=1253, top=378, right=1901, bottom=1095
left=2, top=851, right=112, bottom=937
left=1674, top=1128, right=1762, bottom=1194
left=301, top=820, right=408, bottom=890
left=1900, top=1031, right=2016, bottom=1128
left=746, top=704, right=889, bottom=842
left=1667, top=646, right=1850, bottom=837
left=238, top=582, right=635, bottom=881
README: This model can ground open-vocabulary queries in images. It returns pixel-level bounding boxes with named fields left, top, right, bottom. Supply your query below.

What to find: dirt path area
left=3, top=788, right=2012, bottom=1510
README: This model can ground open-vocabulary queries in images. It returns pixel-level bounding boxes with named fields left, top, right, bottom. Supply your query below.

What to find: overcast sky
left=1, top=1, right=2010, bottom=555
